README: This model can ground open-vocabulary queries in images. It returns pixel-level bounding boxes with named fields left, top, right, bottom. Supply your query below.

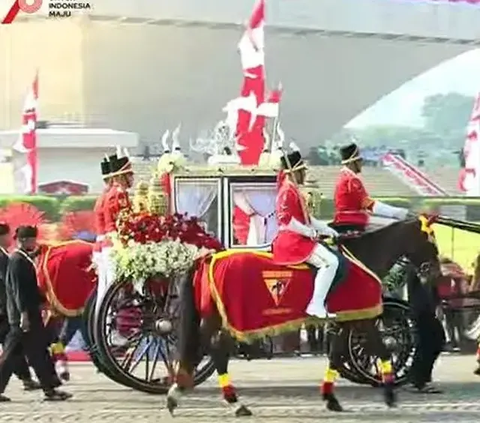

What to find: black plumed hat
left=100, top=159, right=111, bottom=177
left=340, top=143, right=362, bottom=164
left=280, top=150, right=306, bottom=173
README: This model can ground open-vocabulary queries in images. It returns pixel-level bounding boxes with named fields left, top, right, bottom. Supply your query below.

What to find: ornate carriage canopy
left=171, top=167, right=278, bottom=249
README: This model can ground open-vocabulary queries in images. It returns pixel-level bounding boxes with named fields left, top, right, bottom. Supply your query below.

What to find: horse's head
left=402, top=215, right=441, bottom=284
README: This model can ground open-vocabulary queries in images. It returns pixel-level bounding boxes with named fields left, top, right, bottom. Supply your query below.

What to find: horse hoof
left=235, top=404, right=253, bottom=417
left=166, top=396, right=178, bottom=416
left=474, top=367, right=480, bottom=376
left=324, top=394, right=343, bottom=412
left=384, top=385, right=397, bottom=408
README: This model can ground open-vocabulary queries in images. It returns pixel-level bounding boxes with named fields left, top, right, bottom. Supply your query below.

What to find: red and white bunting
left=460, top=92, right=480, bottom=196
left=14, top=71, right=38, bottom=194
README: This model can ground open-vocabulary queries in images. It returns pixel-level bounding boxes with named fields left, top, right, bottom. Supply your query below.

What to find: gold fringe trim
left=207, top=249, right=382, bottom=340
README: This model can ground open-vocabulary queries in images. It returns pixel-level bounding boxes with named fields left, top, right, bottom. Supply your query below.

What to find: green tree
left=352, top=125, right=442, bottom=149
left=421, top=92, right=474, bottom=145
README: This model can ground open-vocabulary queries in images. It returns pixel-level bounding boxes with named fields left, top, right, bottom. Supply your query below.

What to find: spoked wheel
left=95, top=278, right=215, bottom=394
left=348, top=298, right=416, bottom=387
left=81, top=290, right=122, bottom=380
left=324, top=323, right=367, bottom=384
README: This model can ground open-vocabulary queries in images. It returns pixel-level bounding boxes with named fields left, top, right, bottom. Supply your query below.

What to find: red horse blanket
left=194, top=249, right=383, bottom=341
left=36, top=241, right=96, bottom=316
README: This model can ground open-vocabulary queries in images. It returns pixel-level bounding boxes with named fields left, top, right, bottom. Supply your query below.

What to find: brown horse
left=168, top=217, right=440, bottom=416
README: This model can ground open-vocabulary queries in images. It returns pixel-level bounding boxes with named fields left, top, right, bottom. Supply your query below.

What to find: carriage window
left=230, top=183, right=278, bottom=247
left=174, top=179, right=220, bottom=238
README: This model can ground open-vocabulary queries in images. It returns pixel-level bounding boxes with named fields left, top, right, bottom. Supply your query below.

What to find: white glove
left=373, top=201, right=408, bottom=220
left=310, top=216, right=339, bottom=238
left=322, top=226, right=339, bottom=238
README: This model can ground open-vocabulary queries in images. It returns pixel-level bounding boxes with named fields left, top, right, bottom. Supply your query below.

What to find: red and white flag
left=14, top=71, right=38, bottom=194
left=238, top=0, right=265, bottom=72
left=235, top=0, right=266, bottom=165
left=257, top=85, right=283, bottom=119
left=460, top=92, right=480, bottom=196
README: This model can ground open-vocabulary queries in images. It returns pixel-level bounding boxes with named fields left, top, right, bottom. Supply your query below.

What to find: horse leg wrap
left=476, top=345, right=480, bottom=363
left=51, top=342, right=70, bottom=380
left=379, top=360, right=394, bottom=384
left=379, top=360, right=396, bottom=407
left=218, top=373, right=238, bottom=403
left=218, top=374, right=252, bottom=416
left=321, top=368, right=339, bottom=397
left=174, top=368, right=194, bottom=389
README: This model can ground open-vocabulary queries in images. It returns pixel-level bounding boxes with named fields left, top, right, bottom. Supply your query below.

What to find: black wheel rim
left=95, top=279, right=214, bottom=390
left=348, top=300, right=416, bottom=385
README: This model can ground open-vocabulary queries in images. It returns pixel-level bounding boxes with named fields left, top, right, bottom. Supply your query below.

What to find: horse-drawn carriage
left=81, top=158, right=417, bottom=394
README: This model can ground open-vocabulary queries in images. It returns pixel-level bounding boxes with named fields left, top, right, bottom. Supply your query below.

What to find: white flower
left=110, top=238, right=201, bottom=283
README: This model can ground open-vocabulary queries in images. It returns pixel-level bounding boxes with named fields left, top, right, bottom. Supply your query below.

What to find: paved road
left=1, top=355, right=480, bottom=423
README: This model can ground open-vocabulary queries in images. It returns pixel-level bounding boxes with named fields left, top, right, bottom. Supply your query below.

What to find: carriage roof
left=171, top=165, right=277, bottom=178
left=171, top=165, right=320, bottom=186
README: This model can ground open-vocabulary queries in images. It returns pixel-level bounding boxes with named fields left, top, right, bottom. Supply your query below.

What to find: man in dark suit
left=0, top=222, right=41, bottom=394
left=0, top=226, right=71, bottom=402
left=407, top=264, right=445, bottom=393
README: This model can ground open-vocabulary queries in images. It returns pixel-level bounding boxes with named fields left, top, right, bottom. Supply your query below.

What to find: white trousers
left=95, top=247, right=115, bottom=315
left=306, top=243, right=339, bottom=317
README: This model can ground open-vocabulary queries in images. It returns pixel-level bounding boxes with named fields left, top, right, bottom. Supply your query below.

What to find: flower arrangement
left=111, top=212, right=223, bottom=283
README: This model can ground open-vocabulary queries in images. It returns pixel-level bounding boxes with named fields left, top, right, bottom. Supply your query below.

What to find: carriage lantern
left=148, top=173, right=169, bottom=216
left=133, top=181, right=150, bottom=213
left=301, top=175, right=323, bottom=219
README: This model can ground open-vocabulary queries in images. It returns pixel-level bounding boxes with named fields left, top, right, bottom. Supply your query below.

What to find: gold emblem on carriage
left=262, top=270, right=293, bottom=306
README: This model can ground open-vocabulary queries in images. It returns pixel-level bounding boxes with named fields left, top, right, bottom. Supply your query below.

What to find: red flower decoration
left=117, top=212, right=224, bottom=252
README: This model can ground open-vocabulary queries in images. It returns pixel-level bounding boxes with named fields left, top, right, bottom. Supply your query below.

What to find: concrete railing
left=15, top=0, right=480, bottom=42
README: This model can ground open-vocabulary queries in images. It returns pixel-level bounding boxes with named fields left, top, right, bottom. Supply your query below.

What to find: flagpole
left=270, top=82, right=282, bottom=151
left=270, top=83, right=309, bottom=222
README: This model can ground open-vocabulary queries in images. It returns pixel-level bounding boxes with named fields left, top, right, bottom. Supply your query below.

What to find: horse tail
left=177, top=267, right=202, bottom=373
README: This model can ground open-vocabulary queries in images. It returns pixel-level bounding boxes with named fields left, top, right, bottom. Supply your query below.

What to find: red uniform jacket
left=333, top=168, right=374, bottom=227
left=103, top=183, right=132, bottom=244
left=93, top=187, right=108, bottom=252
left=271, top=179, right=316, bottom=265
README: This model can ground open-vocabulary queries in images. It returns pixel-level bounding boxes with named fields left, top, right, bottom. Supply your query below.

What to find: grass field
left=434, top=223, right=480, bottom=271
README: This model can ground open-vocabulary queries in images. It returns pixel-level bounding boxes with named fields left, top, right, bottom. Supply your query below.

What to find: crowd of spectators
left=310, top=145, right=407, bottom=167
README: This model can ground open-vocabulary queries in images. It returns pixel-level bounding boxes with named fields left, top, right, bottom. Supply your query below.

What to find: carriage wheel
left=323, top=323, right=368, bottom=384
left=95, top=279, right=215, bottom=394
left=348, top=298, right=416, bottom=387
left=81, top=290, right=124, bottom=380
